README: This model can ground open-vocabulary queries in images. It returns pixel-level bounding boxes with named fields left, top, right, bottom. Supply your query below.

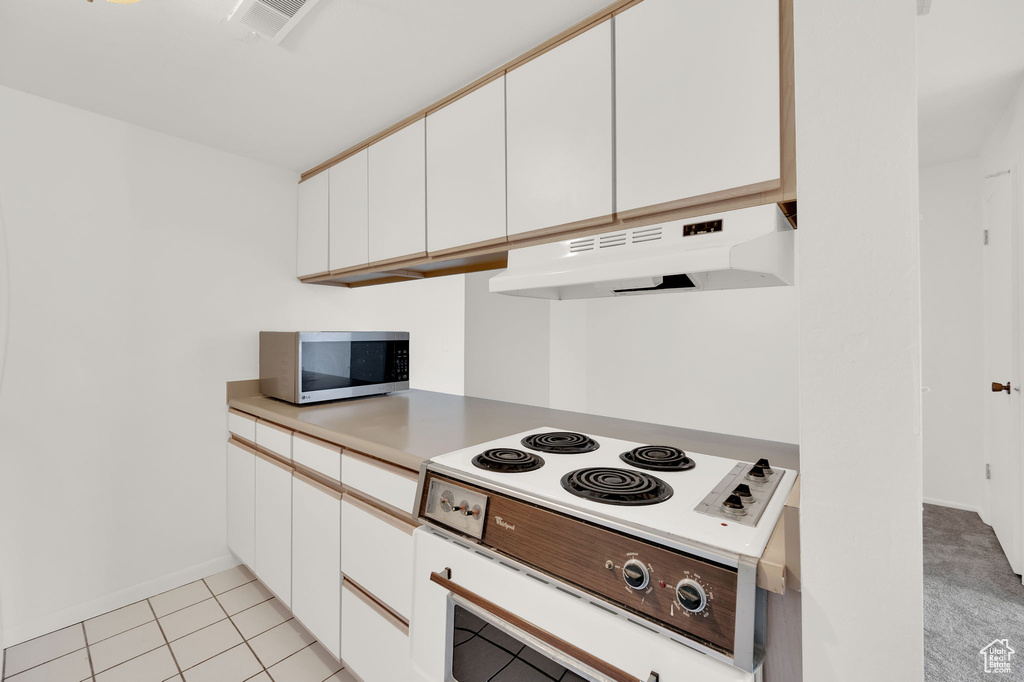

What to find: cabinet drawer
left=292, top=433, right=342, bottom=484
left=227, top=409, right=256, bottom=444
left=341, top=451, right=418, bottom=515
left=341, top=495, right=415, bottom=620
left=293, top=473, right=341, bottom=660
left=341, top=581, right=412, bottom=682
left=256, top=420, right=292, bottom=461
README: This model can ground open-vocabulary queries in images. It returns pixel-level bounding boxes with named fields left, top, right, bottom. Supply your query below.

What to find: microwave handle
left=429, top=571, right=646, bottom=682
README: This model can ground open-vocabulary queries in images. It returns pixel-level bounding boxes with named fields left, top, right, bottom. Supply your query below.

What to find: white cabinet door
left=340, top=451, right=418, bottom=515
left=297, top=171, right=329, bottom=277
left=341, top=582, right=412, bottom=682
left=426, top=77, right=506, bottom=253
left=340, top=496, right=414, bottom=620
left=368, top=119, right=426, bottom=263
left=329, top=149, right=369, bottom=271
left=615, top=0, right=780, bottom=214
left=292, top=474, right=341, bottom=659
left=254, top=454, right=292, bottom=607
left=226, top=440, right=255, bottom=569
left=506, top=21, right=613, bottom=236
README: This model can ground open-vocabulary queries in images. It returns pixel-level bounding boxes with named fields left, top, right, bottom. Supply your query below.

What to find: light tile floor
left=2, top=565, right=358, bottom=682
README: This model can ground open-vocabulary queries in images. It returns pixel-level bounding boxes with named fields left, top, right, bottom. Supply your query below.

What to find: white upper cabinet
left=296, top=171, right=329, bottom=277
left=506, top=21, right=613, bottom=236
left=329, top=149, right=369, bottom=271
left=426, top=76, right=507, bottom=253
left=615, top=0, right=781, bottom=214
left=368, top=119, right=427, bottom=263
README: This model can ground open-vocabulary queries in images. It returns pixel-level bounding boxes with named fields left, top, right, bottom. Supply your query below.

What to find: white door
left=254, top=454, right=293, bottom=606
left=982, top=170, right=1022, bottom=574
left=368, top=119, right=427, bottom=263
left=297, top=172, right=329, bottom=277
left=292, top=474, right=341, bottom=659
left=226, top=440, right=256, bottom=569
left=614, top=0, right=780, bottom=214
left=329, top=149, right=369, bottom=271
left=506, top=20, right=613, bottom=236
left=426, top=75, right=506, bottom=253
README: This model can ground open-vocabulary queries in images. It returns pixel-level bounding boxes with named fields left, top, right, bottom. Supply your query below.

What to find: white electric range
left=409, top=427, right=796, bottom=682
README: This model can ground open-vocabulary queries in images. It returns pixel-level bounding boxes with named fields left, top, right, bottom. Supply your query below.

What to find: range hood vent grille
left=569, top=226, right=664, bottom=253
left=230, top=0, right=322, bottom=44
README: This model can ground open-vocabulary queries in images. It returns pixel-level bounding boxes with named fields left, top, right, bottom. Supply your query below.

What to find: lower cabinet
left=226, top=439, right=256, bottom=568
left=254, top=451, right=293, bottom=607
left=292, top=473, right=342, bottom=660
left=341, top=495, right=415, bottom=620
left=341, top=581, right=413, bottom=682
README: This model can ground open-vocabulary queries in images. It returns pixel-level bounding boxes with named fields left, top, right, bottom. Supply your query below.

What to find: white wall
left=794, top=0, right=923, bottom=680
left=919, top=159, right=986, bottom=512
left=0, top=85, right=463, bottom=647
left=464, top=273, right=800, bottom=444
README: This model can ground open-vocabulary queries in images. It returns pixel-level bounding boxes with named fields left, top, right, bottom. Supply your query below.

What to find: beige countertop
left=228, top=384, right=799, bottom=474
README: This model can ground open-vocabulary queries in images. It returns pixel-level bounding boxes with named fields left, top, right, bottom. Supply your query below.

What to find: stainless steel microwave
left=259, top=332, right=410, bottom=405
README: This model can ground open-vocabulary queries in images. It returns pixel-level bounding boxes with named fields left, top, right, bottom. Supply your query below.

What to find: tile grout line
left=210, top=579, right=274, bottom=681
left=147, top=597, right=185, bottom=680
left=81, top=622, right=97, bottom=682
left=84, top=614, right=156, bottom=648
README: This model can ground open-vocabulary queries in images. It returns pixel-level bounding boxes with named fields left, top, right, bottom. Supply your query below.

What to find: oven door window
left=451, top=605, right=591, bottom=682
left=300, top=340, right=391, bottom=392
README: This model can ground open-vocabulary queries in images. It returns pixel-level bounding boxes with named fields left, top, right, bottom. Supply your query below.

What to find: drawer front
left=341, top=582, right=412, bottom=682
left=226, top=440, right=256, bottom=568
left=227, top=409, right=256, bottom=444
left=341, top=452, right=417, bottom=515
left=341, top=496, right=415, bottom=619
left=292, top=433, right=342, bottom=483
left=256, top=420, right=293, bottom=461
left=292, top=474, right=341, bottom=660
left=254, top=453, right=292, bottom=607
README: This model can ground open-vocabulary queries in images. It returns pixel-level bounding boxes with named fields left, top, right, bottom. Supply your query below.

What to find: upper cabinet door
left=329, top=149, right=369, bottom=271
left=506, top=21, right=613, bottom=237
left=368, top=119, right=427, bottom=263
left=296, top=171, right=329, bottom=277
left=615, top=0, right=781, bottom=215
left=426, top=76, right=507, bottom=254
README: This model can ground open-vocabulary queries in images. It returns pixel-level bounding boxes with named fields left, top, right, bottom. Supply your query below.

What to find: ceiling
left=917, top=0, right=1024, bottom=166
left=0, top=0, right=610, bottom=173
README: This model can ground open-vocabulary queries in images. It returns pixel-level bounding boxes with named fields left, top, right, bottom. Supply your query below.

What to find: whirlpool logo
left=494, top=516, right=516, bottom=531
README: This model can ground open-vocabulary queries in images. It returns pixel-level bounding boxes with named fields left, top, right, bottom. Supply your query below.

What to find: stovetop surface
left=428, top=427, right=796, bottom=559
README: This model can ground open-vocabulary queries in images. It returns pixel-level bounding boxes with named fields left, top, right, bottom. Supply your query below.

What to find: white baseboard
left=923, top=496, right=983, bottom=515
left=2, top=553, right=240, bottom=649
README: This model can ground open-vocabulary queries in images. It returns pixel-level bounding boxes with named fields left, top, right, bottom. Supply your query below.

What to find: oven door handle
left=429, top=571, right=646, bottom=682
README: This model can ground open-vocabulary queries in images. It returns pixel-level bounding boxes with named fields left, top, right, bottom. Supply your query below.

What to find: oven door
left=297, top=331, right=409, bottom=403
left=411, top=527, right=760, bottom=682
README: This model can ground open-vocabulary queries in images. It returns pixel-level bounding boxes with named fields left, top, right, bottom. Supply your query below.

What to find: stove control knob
left=732, top=484, right=752, bottom=499
left=622, top=559, right=649, bottom=590
left=746, top=465, right=766, bottom=481
left=676, top=579, right=707, bottom=613
left=723, top=494, right=745, bottom=510
left=755, top=458, right=775, bottom=474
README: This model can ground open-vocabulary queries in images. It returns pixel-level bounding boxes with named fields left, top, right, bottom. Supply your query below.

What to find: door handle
left=992, top=381, right=1012, bottom=394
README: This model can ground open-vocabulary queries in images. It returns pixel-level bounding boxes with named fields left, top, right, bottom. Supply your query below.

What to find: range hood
left=489, top=204, right=795, bottom=300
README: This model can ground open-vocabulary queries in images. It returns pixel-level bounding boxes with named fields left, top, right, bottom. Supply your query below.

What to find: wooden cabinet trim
left=293, top=431, right=343, bottom=454
left=300, top=0, right=643, bottom=184
left=342, top=448, right=419, bottom=480
left=342, top=577, right=410, bottom=634
left=253, top=447, right=294, bottom=473
left=294, top=471, right=343, bottom=500
left=428, top=235, right=508, bottom=259
left=257, top=418, right=294, bottom=436
left=228, top=408, right=257, bottom=422
left=779, top=0, right=796, bottom=200
left=227, top=437, right=258, bottom=457
left=342, top=493, right=417, bottom=536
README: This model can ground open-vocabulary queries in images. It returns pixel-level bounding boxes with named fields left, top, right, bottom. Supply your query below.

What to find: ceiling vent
left=230, top=0, right=322, bottom=44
